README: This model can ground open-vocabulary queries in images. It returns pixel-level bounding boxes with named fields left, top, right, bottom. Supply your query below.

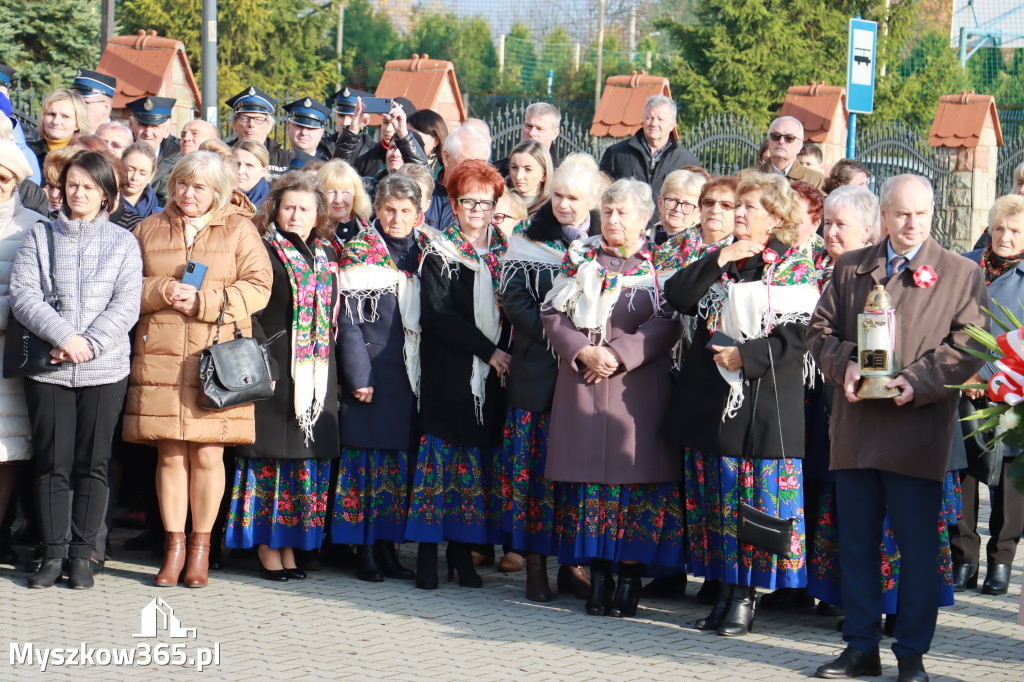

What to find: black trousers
left=951, top=462, right=1024, bottom=565
left=24, top=378, right=128, bottom=560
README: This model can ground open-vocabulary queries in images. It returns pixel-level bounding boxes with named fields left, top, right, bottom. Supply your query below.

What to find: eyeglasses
left=661, top=197, right=697, bottom=214
left=768, top=132, right=801, bottom=144
left=457, top=198, right=495, bottom=211
left=491, top=213, right=511, bottom=224
left=701, top=198, right=735, bottom=211
left=238, top=114, right=269, bottom=126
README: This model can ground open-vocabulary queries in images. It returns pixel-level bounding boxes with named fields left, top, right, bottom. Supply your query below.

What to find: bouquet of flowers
left=959, top=300, right=1024, bottom=492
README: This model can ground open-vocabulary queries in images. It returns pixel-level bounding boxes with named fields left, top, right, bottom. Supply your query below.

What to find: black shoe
left=952, top=562, right=978, bottom=591
left=283, top=566, right=307, bottom=580
left=982, top=564, right=1011, bottom=595
left=817, top=600, right=844, bottom=617
left=67, top=558, right=94, bottom=589
left=415, top=543, right=438, bottom=590
left=0, top=543, right=18, bottom=567
left=759, top=587, right=797, bottom=610
left=608, top=575, right=642, bottom=618
left=28, top=558, right=63, bottom=589
left=356, top=544, right=384, bottom=582
left=717, top=586, right=756, bottom=636
left=696, top=584, right=732, bottom=631
left=585, top=562, right=615, bottom=616
left=815, top=646, right=882, bottom=679
left=445, top=542, right=482, bottom=588
left=258, top=564, right=289, bottom=582
left=696, top=578, right=720, bottom=605
left=896, top=654, right=928, bottom=682
left=640, top=573, right=686, bottom=599
left=374, top=541, right=415, bottom=580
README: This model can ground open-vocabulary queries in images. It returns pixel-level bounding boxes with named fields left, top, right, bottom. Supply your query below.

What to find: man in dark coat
left=126, top=96, right=181, bottom=191
left=224, top=86, right=291, bottom=180
left=493, top=102, right=562, bottom=178
left=325, top=87, right=375, bottom=161
left=283, top=97, right=334, bottom=167
left=598, top=95, right=700, bottom=224
left=740, top=116, right=824, bottom=191
left=807, top=174, right=988, bottom=682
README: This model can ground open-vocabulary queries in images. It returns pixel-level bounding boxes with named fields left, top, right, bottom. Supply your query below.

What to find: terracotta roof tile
left=373, top=54, right=465, bottom=128
left=929, top=92, right=1003, bottom=148
left=589, top=71, right=671, bottom=138
left=96, top=30, right=200, bottom=110
left=778, top=83, right=846, bottom=143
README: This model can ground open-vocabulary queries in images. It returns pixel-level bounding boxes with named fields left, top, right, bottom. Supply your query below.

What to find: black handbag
left=3, top=221, right=63, bottom=379
left=959, top=396, right=1003, bottom=487
left=197, top=291, right=277, bottom=410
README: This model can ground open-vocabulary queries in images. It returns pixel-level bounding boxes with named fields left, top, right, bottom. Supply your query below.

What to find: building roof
left=929, top=91, right=1003, bottom=148
left=96, top=30, right=200, bottom=110
left=590, top=71, right=671, bottom=138
left=374, top=54, right=465, bottom=128
left=778, top=82, right=847, bottom=143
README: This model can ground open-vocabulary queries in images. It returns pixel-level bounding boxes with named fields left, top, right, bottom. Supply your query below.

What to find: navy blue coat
left=337, top=225, right=421, bottom=451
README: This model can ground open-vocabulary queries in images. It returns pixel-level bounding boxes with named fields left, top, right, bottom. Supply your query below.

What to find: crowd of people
left=0, top=63, right=1022, bottom=681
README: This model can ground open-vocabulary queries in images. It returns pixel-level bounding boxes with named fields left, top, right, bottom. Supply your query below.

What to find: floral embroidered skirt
left=552, top=479, right=686, bottom=570
left=806, top=471, right=960, bottom=610
left=684, top=449, right=807, bottom=589
left=498, top=408, right=558, bottom=556
left=404, top=434, right=502, bottom=545
left=330, top=447, right=412, bottom=545
left=225, top=457, right=332, bottom=551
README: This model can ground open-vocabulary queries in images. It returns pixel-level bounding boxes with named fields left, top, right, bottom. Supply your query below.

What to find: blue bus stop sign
left=847, top=18, right=878, bottom=115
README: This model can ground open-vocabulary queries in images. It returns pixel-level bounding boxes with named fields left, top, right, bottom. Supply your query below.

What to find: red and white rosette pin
left=913, top=265, right=937, bottom=288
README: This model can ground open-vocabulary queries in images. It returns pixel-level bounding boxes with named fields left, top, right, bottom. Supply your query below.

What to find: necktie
left=889, top=255, right=907, bottom=277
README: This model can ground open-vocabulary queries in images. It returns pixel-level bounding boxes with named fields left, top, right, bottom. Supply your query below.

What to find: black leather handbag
left=197, top=291, right=277, bottom=410
left=3, top=221, right=63, bottom=379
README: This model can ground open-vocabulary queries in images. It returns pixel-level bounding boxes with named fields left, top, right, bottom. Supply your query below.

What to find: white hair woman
left=123, top=151, right=273, bottom=589
left=540, top=178, right=684, bottom=618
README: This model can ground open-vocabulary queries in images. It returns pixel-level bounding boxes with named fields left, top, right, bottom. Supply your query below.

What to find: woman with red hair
left=405, top=160, right=511, bottom=589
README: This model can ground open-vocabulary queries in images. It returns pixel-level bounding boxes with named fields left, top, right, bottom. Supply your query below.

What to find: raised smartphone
left=181, top=260, right=207, bottom=290
left=361, top=97, right=395, bottom=115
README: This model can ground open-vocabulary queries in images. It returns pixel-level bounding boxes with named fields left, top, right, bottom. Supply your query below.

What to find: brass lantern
left=856, top=285, right=901, bottom=399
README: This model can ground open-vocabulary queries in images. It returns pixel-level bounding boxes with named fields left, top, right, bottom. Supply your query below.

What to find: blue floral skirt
left=684, top=449, right=807, bottom=589
left=404, top=434, right=502, bottom=544
left=805, top=471, right=960, bottom=610
left=225, top=457, right=332, bottom=550
left=330, top=447, right=411, bottom=545
left=498, top=408, right=558, bottom=556
left=552, top=479, right=685, bottom=570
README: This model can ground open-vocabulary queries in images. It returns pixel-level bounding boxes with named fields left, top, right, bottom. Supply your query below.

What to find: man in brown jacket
left=741, top=116, right=824, bottom=190
left=807, top=174, right=987, bottom=682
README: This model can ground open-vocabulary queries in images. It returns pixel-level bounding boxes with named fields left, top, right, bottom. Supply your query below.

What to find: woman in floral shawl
left=540, top=179, right=684, bottom=619
left=224, top=172, right=340, bottom=582
left=405, top=160, right=511, bottom=590
left=330, top=174, right=427, bottom=584
left=662, top=173, right=819, bottom=637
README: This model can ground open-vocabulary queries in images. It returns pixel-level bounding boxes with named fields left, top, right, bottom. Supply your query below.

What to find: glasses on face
left=491, top=213, right=512, bottom=225
left=768, top=132, right=801, bottom=144
left=239, top=114, right=268, bottom=126
left=701, top=198, right=735, bottom=211
left=661, top=197, right=696, bottom=214
left=457, top=198, right=495, bottom=211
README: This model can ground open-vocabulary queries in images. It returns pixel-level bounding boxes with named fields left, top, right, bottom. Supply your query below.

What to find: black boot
left=696, top=578, right=720, bottom=605
left=717, top=585, right=756, bottom=636
left=28, top=558, right=63, bottom=589
left=641, top=572, right=687, bottom=599
left=952, top=562, right=978, bottom=591
left=415, top=542, right=438, bottom=590
left=982, top=564, right=1011, bottom=595
left=67, top=557, right=94, bottom=590
left=608, top=563, right=643, bottom=618
left=373, top=540, right=414, bottom=580
left=446, top=541, right=482, bottom=588
left=355, top=544, right=384, bottom=582
left=696, top=583, right=733, bottom=630
left=0, top=525, right=17, bottom=566
left=585, top=560, right=615, bottom=616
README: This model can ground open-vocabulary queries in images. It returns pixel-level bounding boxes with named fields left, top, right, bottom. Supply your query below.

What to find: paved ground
left=1, top=493, right=1022, bottom=681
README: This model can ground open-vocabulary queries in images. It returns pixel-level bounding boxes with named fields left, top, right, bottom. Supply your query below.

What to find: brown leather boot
left=525, top=553, right=553, bottom=602
left=557, top=564, right=591, bottom=600
left=153, top=531, right=186, bottom=587
left=182, top=532, right=211, bottom=588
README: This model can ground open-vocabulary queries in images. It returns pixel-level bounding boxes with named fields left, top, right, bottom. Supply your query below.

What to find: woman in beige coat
left=123, top=151, right=272, bottom=588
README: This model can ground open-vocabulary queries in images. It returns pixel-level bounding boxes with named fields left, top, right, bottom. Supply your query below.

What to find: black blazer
left=337, top=226, right=420, bottom=451
left=661, top=238, right=807, bottom=460
left=503, top=203, right=600, bottom=413
left=243, top=231, right=340, bottom=460
left=419, top=251, right=509, bottom=448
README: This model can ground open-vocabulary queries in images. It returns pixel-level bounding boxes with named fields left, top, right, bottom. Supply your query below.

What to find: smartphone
left=361, top=97, right=395, bottom=115
left=181, top=260, right=207, bottom=290
left=705, top=330, right=738, bottom=352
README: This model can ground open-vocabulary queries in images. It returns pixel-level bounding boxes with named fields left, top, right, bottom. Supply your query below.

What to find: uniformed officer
left=283, top=97, right=333, bottom=166
left=126, top=96, right=181, bottom=190
left=70, top=68, right=117, bottom=130
left=327, top=87, right=374, bottom=161
left=225, top=85, right=290, bottom=180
